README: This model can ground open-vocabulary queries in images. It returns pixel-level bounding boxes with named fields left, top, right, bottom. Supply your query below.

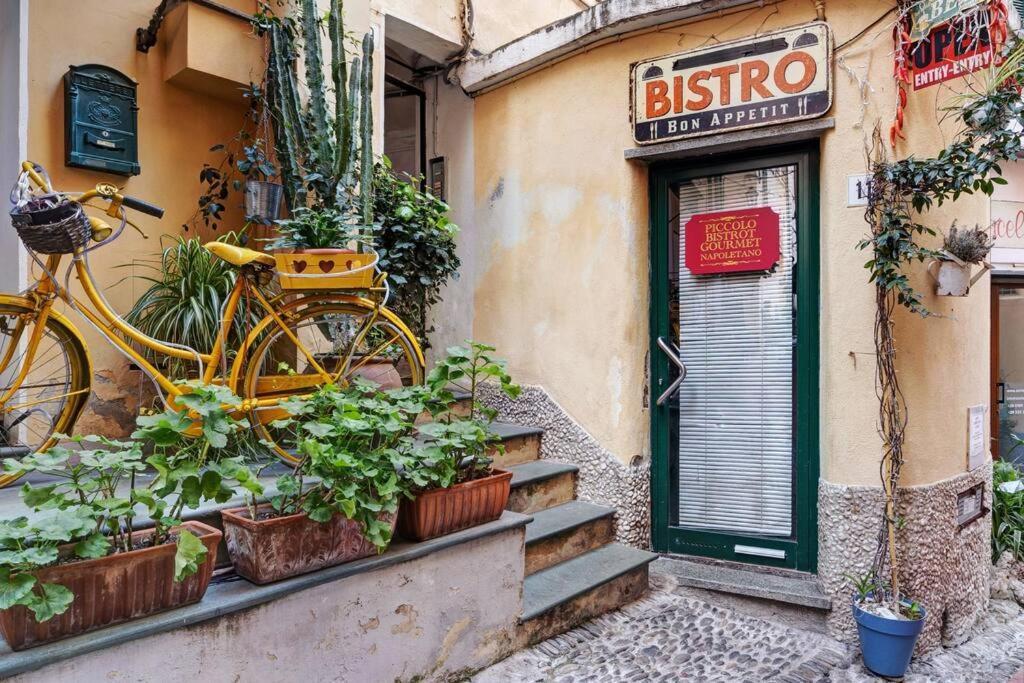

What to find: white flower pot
left=928, top=258, right=990, bottom=297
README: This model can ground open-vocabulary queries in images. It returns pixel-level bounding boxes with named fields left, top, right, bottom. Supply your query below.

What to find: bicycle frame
left=3, top=162, right=424, bottom=419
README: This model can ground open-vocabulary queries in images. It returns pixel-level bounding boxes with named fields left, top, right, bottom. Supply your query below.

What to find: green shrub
left=372, top=158, right=460, bottom=348
left=993, top=459, right=1024, bottom=562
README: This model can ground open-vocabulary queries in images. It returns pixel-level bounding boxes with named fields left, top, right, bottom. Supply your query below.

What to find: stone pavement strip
left=473, top=558, right=1024, bottom=682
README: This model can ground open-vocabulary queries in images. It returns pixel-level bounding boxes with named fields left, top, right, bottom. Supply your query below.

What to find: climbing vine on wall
left=859, top=26, right=1023, bottom=603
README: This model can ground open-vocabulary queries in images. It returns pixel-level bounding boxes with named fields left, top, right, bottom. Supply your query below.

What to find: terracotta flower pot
left=352, top=357, right=403, bottom=389
left=399, top=469, right=512, bottom=542
left=221, top=504, right=397, bottom=585
left=0, top=521, right=221, bottom=651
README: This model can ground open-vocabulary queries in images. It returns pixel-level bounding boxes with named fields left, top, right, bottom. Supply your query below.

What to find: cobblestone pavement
left=473, top=559, right=1024, bottom=682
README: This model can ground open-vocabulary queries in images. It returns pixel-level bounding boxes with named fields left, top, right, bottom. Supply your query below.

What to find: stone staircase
left=489, top=419, right=657, bottom=647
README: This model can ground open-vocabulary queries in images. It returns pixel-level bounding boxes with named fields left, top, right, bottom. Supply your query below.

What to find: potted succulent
left=0, top=382, right=255, bottom=650
left=267, top=207, right=376, bottom=290
left=219, top=380, right=424, bottom=584
left=849, top=573, right=926, bottom=678
left=929, top=224, right=993, bottom=296
left=398, top=342, right=521, bottom=542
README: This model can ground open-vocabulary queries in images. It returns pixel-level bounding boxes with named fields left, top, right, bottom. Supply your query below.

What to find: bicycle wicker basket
left=10, top=195, right=91, bottom=254
left=274, top=251, right=377, bottom=290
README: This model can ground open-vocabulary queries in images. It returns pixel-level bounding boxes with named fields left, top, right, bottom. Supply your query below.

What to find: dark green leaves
left=372, top=159, right=461, bottom=348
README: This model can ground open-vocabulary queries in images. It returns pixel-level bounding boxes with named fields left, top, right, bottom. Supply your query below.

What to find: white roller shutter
left=675, top=165, right=796, bottom=536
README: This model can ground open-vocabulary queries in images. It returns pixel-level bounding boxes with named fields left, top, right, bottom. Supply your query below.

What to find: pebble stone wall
left=818, top=465, right=992, bottom=652
left=479, top=384, right=651, bottom=549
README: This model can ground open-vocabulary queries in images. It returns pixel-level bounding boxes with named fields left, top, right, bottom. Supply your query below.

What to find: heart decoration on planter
left=293, top=260, right=307, bottom=273
left=318, top=260, right=335, bottom=273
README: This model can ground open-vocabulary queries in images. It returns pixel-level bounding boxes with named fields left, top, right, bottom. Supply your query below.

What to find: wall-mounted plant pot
left=244, top=180, right=283, bottom=225
left=221, top=504, right=396, bottom=584
left=852, top=597, right=926, bottom=678
left=928, top=258, right=990, bottom=296
left=399, top=469, right=512, bottom=542
left=0, top=521, right=221, bottom=651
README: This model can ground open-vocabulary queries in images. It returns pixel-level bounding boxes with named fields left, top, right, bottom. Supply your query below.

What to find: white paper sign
left=968, top=404, right=987, bottom=470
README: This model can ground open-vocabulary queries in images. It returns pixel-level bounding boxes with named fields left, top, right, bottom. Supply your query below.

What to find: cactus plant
left=257, top=0, right=374, bottom=242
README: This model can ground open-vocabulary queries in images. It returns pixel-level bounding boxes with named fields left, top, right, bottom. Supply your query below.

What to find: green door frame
left=648, top=143, right=820, bottom=572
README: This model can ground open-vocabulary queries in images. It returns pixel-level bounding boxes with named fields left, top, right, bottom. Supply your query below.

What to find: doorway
left=649, top=146, right=819, bottom=571
left=993, top=276, right=1024, bottom=464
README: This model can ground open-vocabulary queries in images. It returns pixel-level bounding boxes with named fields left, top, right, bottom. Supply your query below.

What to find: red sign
left=911, top=13, right=999, bottom=90
left=684, top=207, right=780, bottom=275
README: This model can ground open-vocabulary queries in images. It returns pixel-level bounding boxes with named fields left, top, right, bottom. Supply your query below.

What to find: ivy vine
left=858, top=39, right=1023, bottom=605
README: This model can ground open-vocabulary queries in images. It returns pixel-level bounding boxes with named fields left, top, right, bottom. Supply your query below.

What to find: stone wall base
left=479, top=384, right=651, bottom=549
left=818, top=466, right=992, bottom=652
left=10, top=531, right=524, bottom=682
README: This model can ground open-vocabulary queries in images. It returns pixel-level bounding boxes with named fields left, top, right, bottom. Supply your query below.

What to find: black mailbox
left=64, top=64, right=140, bottom=176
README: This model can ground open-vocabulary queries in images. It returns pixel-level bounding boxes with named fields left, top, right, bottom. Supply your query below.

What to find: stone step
left=659, top=556, right=831, bottom=610
left=518, top=543, right=657, bottom=647
left=524, top=501, right=616, bottom=575
left=506, top=460, right=577, bottom=515
left=489, top=422, right=543, bottom=466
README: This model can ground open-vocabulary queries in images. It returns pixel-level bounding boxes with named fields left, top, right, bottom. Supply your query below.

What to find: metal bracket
left=655, top=336, right=686, bottom=406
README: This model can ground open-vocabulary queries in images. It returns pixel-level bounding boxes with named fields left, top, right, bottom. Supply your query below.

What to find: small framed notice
left=956, top=483, right=986, bottom=528
left=967, top=404, right=987, bottom=470
left=428, top=156, right=446, bottom=202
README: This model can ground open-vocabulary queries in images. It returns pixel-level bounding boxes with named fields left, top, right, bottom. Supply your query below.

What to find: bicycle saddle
left=204, top=242, right=275, bottom=268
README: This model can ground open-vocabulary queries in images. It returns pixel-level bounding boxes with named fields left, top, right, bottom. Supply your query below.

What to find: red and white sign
left=684, top=207, right=781, bottom=275
left=911, top=11, right=999, bottom=90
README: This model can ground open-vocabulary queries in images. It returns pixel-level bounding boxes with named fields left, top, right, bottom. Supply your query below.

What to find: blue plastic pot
left=852, top=597, right=926, bottom=678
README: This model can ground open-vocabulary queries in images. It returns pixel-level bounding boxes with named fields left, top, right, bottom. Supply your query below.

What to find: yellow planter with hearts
left=274, top=250, right=377, bottom=290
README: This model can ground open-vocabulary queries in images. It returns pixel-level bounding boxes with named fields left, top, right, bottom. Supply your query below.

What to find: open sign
left=631, top=23, right=832, bottom=144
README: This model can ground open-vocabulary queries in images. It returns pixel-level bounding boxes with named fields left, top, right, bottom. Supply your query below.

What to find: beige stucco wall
left=373, top=0, right=582, bottom=54
left=468, top=0, right=992, bottom=488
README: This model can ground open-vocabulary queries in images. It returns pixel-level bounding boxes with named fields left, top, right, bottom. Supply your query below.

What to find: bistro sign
left=631, top=23, right=832, bottom=144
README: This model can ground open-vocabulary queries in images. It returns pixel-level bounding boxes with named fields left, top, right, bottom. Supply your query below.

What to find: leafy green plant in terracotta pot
left=398, top=341, right=521, bottom=541
left=0, top=382, right=256, bottom=650
left=219, top=380, right=425, bottom=584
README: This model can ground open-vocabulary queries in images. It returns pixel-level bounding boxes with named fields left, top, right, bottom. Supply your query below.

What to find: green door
left=649, top=145, right=819, bottom=571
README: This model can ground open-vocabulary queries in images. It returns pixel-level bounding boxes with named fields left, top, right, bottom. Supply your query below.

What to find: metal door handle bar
left=656, top=336, right=686, bottom=406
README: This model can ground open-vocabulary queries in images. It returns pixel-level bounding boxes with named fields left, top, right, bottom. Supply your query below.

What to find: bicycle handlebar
left=120, top=195, right=164, bottom=219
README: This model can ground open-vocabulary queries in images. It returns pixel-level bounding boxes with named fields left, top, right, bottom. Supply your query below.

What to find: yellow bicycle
left=0, top=161, right=424, bottom=487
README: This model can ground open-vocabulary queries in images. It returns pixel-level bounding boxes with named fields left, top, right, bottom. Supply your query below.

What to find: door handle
left=999, top=382, right=1006, bottom=404
left=656, top=336, right=686, bottom=406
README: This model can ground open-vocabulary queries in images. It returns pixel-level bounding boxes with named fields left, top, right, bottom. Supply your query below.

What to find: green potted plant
left=267, top=207, right=376, bottom=290
left=241, top=139, right=283, bottom=225
left=219, top=380, right=424, bottom=584
left=398, top=342, right=521, bottom=542
left=0, top=382, right=255, bottom=650
left=372, top=158, right=461, bottom=349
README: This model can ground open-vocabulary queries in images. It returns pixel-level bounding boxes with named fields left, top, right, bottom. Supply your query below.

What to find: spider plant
left=124, top=232, right=269, bottom=379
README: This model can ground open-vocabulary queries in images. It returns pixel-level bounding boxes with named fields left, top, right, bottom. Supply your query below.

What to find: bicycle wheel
left=0, top=299, right=91, bottom=487
left=239, top=297, right=425, bottom=464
